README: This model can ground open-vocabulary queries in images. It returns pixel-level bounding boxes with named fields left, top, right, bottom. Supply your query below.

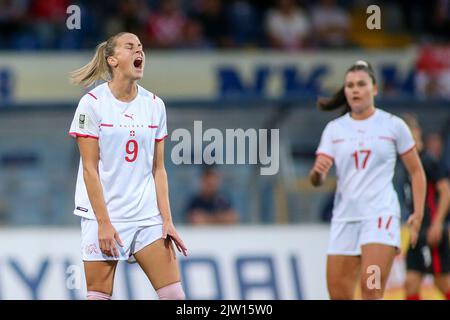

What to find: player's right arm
left=70, top=95, right=123, bottom=257
left=396, top=116, right=426, bottom=248
left=77, top=136, right=123, bottom=258
left=310, top=122, right=334, bottom=187
left=310, top=154, right=333, bottom=187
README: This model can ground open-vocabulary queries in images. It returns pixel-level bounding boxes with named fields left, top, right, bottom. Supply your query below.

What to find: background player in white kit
left=68, top=32, right=187, bottom=300
left=310, top=60, right=426, bottom=300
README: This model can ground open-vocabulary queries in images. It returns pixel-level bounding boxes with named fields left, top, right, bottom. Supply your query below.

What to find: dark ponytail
left=317, top=60, right=376, bottom=115
left=317, top=86, right=351, bottom=114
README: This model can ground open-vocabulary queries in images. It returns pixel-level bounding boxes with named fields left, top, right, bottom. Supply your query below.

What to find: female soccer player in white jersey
left=310, top=60, right=426, bottom=300
left=68, top=32, right=187, bottom=300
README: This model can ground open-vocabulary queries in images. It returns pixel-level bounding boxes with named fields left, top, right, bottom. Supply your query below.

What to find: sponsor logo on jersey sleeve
left=76, top=206, right=88, bottom=212
left=79, top=114, right=87, bottom=129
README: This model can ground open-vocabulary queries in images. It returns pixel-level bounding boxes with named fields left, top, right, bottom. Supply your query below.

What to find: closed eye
left=125, top=42, right=142, bottom=50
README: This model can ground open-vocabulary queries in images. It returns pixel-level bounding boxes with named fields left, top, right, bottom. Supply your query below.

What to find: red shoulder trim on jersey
left=68, top=132, right=99, bottom=140
left=148, top=125, right=158, bottom=128
left=100, top=124, right=113, bottom=127
left=315, top=152, right=334, bottom=161
left=400, top=144, right=416, bottom=156
left=87, top=92, right=98, bottom=100
left=155, top=134, right=168, bottom=142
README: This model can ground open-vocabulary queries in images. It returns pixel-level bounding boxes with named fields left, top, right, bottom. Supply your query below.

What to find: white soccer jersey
left=316, top=108, right=415, bottom=222
left=69, top=83, right=168, bottom=222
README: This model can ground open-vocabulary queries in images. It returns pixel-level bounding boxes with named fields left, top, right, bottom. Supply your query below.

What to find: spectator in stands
left=227, top=0, right=260, bottom=47
left=425, top=132, right=444, bottom=162
left=192, top=0, right=233, bottom=48
left=0, top=0, right=29, bottom=49
left=311, top=0, right=351, bottom=48
left=399, top=0, right=434, bottom=36
left=186, top=167, right=239, bottom=225
left=30, top=0, right=69, bottom=48
left=145, top=0, right=187, bottom=49
left=415, top=45, right=450, bottom=100
left=104, top=0, right=149, bottom=41
left=264, top=0, right=311, bottom=50
left=430, top=0, right=450, bottom=40
left=179, top=19, right=211, bottom=49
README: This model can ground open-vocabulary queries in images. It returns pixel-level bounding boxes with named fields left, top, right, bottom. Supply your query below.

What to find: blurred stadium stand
left=0, top=0, right=449, bottom=50
left=0, top=100, right=449, bottom=226
left=0, top=0, right=449, bottom=227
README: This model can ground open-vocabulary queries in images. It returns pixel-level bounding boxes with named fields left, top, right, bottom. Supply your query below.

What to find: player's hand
left=162, top=221, right=188, bottom=257
left=427, top=221, right=443, bottom=248
left=407, top=213, right=422, bottom=248
left=312, top=156, right=333, bottom=176
left=310, top=155, right=333, bottom=186
left=98, top=220, right=123, bottom=258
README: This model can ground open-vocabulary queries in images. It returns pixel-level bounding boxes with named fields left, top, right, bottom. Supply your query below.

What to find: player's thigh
left=360, top=243, right=396, bottom=294
left=84, top=260, right=118, bottom=294
left=327, top=255, right=360, bottom=299
left=134, top=238, right=181, bottom=290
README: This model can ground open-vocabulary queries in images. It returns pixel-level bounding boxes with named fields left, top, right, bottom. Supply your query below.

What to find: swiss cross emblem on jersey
left=130, top=130, right=136, bottom=137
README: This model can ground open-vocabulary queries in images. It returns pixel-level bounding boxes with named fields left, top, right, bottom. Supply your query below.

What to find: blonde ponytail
left=70, top=32, right=129, bottom=87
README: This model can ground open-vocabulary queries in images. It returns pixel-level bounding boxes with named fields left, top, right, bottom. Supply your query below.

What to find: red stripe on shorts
left=432, top=247, right=442, bottom=274
left=385, top=216, right=392, bottom=230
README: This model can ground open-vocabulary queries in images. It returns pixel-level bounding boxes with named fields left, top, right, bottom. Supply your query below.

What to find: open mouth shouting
left=133, top=56, right=143, bottom=70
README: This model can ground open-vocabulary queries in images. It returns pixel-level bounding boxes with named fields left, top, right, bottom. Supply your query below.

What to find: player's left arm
left=427, top=178, right=450, bottom=247
left=434, top=178, right=450, bottom=224
left=401, top=149, right=426, bottom=248
left=153, top=139, right=188, bottom=256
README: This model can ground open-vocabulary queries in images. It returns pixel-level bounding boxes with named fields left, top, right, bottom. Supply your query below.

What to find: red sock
left=445, top=291, right=450, bottom=300
left=406, top=294, right=420, bottom=300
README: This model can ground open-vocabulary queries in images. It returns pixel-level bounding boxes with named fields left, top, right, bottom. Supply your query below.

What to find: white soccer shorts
left=81, top=217, right=163, bottom=263
left=327, top=215, right=401, bottom=256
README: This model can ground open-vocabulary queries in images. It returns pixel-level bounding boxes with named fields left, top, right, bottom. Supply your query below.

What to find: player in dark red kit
left=402, top=114, right=450, bottom=300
